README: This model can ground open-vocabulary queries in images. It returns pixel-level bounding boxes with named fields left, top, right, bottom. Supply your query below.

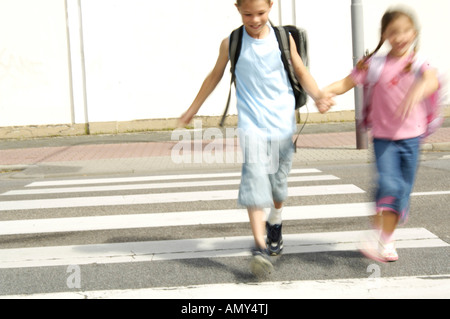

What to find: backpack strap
left=220, top=26, right=244, bottom=127
left=366, top=55, right=386, bottom=87
left=272, top=24, right=309, bottom=152
left=364, top=55, right=386, bottom=110
left=411, top=54, right=428, bottom=77
left=229, top=26, right=244, bottom=79
left=358, top=55, right=386, bottom=131
left=272, top=26, right=302, bottom=97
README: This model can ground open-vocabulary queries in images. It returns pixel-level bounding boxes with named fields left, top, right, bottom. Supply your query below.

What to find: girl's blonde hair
left=236, top=0, right=272, bottom=7
left=358, top=7, right=420, bottom=71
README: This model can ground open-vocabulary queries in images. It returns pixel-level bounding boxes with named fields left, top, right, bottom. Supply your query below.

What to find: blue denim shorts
left=238, top=135, right=294, bottom=208
left=373, top=137, right=421, bottom=224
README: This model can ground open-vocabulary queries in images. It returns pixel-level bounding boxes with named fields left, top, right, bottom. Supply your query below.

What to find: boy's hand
left=178, top=109, right=196, bottom=128
left=315, top=92, right=336, bottom=114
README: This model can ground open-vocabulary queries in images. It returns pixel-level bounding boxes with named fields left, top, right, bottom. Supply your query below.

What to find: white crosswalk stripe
left=3, top=275, right=449, bottom=299
left=0, top=203, right=375, bottom=235
left=0, top=168, right=448, bottom=298
left=0, top=228, right=446, bottom=269
left=1, top=175, right=340, bottom=196
left=22, top=168, right=322, bottom=188
left=0, top=184, right=364, bottom=211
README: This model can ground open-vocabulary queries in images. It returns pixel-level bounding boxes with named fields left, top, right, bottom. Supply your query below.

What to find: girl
left=320, top=7, right=439, bottom=262
left=179, top=0, right=333, bottom=276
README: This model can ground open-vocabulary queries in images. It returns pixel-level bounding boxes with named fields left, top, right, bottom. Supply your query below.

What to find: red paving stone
left=0, top=128, right=449, bottom=166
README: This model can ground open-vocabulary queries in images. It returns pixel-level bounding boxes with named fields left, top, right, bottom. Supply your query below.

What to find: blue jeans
left=373, top=137, right=421, bottom=224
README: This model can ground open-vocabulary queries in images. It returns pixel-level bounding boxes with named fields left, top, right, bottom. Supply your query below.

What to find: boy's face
left=236, top=0, right=273, bottom=38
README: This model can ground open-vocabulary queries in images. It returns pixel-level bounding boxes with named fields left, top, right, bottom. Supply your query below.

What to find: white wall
left=295, top=0, right=355, bottom=113
left=78, top=0, right=241, bottom=122
left=0, top=0, right=72, bottom=127
left=0, top=0, right=449, bottom=128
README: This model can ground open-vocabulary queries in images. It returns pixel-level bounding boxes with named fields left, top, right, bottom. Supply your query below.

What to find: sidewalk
left=1, top=121, right=449, bottom=179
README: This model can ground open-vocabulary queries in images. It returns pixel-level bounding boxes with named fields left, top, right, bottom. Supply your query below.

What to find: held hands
left=315, top=91, right=336, bottom=114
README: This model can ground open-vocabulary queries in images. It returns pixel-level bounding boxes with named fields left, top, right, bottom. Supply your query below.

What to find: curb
left=0, top=165, right=32, bottom=173
left=1, top=142, right=449, bottom=180
left=422, top=142, right=450, bottom=152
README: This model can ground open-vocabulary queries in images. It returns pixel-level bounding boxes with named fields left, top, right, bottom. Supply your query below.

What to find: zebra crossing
left=0, top=168, right=449, bottom=298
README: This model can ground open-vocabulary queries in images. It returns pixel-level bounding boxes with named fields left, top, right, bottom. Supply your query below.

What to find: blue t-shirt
left=234, top=25, right=296, bottom=140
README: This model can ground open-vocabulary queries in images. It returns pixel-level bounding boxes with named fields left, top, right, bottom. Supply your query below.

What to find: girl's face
left=384, top=15, right=417, bottom=57
left=236, top=0, right=273, bottom=38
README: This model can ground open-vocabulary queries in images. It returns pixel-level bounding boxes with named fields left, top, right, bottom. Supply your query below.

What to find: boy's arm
left=289, top=35, right=321, bottom=102
left=179, top=38, right=230, bottom=127
left=289, top=36, right=334, bottom=113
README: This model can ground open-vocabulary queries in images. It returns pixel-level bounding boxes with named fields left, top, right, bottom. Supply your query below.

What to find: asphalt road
left=0, top=150, right=448, bottom=298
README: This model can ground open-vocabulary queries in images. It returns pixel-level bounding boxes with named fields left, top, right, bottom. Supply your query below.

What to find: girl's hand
left=397, top=69, right=439, bottom=121
left=397, top=81, right=426, bottom=121
left=315, top=92, right=336, bottom=114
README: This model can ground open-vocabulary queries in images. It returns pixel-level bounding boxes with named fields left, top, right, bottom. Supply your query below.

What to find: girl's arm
left=398, top=69, right=439, bottom=120
left=323, top=75, right=358, bottom=96
left=315, top=75, right=357, bottom=111
left=178, top=38, right=230, bottom=127
left=289, top=36, right=334, bottom=113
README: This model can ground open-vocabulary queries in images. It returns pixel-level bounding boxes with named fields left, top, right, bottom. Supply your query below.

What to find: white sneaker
left=380, top=241, right=399, bottom=262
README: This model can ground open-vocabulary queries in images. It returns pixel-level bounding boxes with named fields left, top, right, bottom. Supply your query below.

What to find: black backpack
left=220, top=23, right=309, bottom=127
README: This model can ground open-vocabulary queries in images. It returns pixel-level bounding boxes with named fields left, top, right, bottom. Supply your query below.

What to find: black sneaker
left=250, top=248, right=273, bottom=277
left=266, top=222, right=284, bottom=256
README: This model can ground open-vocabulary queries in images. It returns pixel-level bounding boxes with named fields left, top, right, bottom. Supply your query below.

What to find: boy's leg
left=248, top=207, right=274, bottom=277
left=268, top=201, right=283, bottom=225
left=266, top=202, right=284, bottom=256
left=266, top=138, right=293, bottom=256
left=238, top=134, right=274, bottom=276
left=248, top=207, right=267, bottom=250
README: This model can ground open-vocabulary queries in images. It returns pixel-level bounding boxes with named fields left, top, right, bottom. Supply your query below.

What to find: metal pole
left=77, top=0, right=90, bottom=135
left=292, top=0, right=297, bottom=25
left=278, top=0, right=283, bottom=25
left=64, top=0, right=75, bottom=125
left=351, top=0, right=368, bottom=149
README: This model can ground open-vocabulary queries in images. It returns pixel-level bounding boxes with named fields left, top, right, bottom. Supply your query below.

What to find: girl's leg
left=370, top=210, right=398, bottom=239
left=398, top=137, right=421, bottom=224
left=380, top=210, right=399, bottom=243
left=378, top=210, right=400, bottom=261
left=368, top=138, right=420, bottom=262
left=363, top=139, right=403, bottom=262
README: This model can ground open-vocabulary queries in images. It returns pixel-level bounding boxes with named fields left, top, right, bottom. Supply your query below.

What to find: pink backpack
left=360, top=54, right=443, bottom=139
